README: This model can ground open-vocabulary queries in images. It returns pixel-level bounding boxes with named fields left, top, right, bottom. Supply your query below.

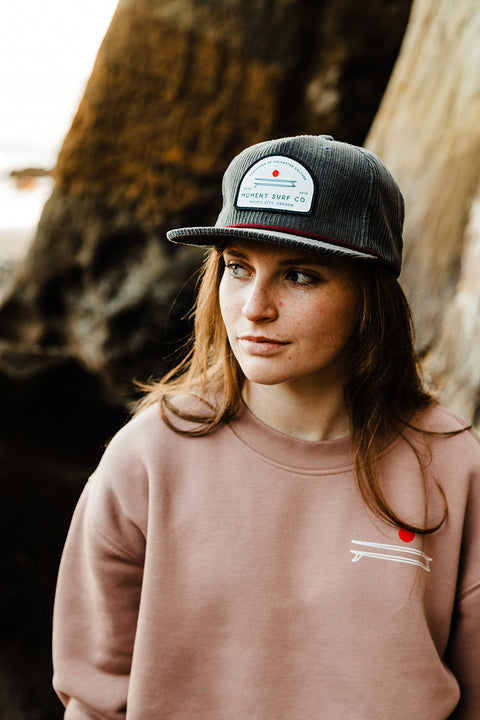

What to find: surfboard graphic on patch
left=236, top=155, right=315, bottom=214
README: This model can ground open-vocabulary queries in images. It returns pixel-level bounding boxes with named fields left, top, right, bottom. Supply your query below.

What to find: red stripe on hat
left=224, top=224, right=380, bottom=258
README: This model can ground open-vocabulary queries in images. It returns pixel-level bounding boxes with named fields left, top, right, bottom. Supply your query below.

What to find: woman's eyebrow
left=223, top=247, right=248, bottom=259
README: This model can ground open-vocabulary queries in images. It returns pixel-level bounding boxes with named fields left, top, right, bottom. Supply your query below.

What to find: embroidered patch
left=350, top=539, right=432, bottom=572
left=236, top=155, right=315, bottom=214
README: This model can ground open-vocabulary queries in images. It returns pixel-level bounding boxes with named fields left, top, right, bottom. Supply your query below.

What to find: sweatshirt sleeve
left=446, top=450, right=480, bottom=720
left=447, top=587, right=480, bottom=720
left=52, top=428, right=148, bottom=720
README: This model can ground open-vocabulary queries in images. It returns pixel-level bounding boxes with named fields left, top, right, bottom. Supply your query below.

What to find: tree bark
left=366, top=0, right=480, bottom=427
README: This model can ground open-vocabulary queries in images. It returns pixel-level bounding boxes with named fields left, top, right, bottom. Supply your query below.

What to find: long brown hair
left=137, top=246, right=450, bottom=534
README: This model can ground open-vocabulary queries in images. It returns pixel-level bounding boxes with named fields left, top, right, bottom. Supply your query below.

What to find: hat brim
left=167, top=226, right=379, bottom=264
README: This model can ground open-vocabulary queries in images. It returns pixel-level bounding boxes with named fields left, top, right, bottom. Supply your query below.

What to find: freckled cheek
left=300, top=304, right=350, bottom=350
left=218, top=298, right=230, bottom=332
left=220, top=304, right=234, bottom=333
left=330, top=303, right=359, bottom=351
left=218, top=293, right=242, bottom=335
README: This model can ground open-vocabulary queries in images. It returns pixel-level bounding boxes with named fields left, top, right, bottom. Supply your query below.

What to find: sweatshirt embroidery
left=350, top=539, right=432, bottom=572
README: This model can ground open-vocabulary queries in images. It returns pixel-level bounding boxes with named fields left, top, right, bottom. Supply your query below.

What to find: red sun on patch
left=272, top=170, right=279, bottom=177
left=399, top=529, right=415, bottom=543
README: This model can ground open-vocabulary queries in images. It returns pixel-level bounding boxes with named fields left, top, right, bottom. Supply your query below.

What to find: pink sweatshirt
left=52, top=402, right=480, bottom=719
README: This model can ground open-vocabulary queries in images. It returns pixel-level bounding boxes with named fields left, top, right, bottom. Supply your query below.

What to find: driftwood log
left=366, top=0, right=480, bottom=427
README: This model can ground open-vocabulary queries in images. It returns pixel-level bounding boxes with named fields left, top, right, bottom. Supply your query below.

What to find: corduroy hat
left=167, top=135, right=404, bottom=277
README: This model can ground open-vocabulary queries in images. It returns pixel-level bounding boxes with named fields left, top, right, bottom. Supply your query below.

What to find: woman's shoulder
left=105, top=402, right=167, bottom=450
left=88, top=398, right=210, bottom=491
left=411, top=402, right=479, bottom=442
left=88, top=404, right=166, bottom=483
left=103, top=394, right=219, bottom=459
left=409, top=402, right=480, bottom=453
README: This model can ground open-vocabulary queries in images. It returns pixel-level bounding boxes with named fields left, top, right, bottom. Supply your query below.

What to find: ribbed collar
left=227, top=402, right=356, bottom=473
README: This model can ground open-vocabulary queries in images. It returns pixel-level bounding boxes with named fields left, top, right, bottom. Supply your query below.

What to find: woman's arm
left=446, top=586, right=480, bottom=720
left=446, top=456, right=480, bottom=720
left=52, top=436, right=147, bottom=720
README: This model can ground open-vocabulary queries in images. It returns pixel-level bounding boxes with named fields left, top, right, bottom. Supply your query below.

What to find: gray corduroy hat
left=167, top=135, right=404, bottom=277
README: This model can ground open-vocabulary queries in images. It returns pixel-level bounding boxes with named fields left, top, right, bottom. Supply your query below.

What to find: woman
left=52, top=135, right=480, bottom=719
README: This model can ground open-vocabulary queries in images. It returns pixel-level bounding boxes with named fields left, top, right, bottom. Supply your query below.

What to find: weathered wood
left=423, top=186, right=480, bottom=425
left=366, top=0, right=480, bottom=426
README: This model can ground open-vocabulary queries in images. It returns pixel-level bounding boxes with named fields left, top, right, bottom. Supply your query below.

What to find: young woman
left=52, top=135, right=480, bottom=720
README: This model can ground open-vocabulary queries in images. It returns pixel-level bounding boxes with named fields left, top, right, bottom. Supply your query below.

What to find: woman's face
left=218, top=240, right=361, bottom=392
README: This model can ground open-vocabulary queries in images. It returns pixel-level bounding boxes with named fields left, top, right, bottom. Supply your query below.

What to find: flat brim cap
left=167, top=135, right=404, bottom=277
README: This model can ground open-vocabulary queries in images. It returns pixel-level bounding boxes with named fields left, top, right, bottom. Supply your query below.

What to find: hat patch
left=236, top=155, right=315, bottom=214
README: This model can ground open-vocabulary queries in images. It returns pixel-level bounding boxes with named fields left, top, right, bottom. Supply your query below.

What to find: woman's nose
left=242, top=279, right=278, bottom=322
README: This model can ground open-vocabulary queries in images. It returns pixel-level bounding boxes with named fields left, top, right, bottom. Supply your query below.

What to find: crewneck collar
left=227, top=401, right=355, bottom=473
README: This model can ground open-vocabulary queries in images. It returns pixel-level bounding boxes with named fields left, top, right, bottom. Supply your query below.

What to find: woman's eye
left=286, top=270, right=318, bottom=286
left=226, top=261, right=247, bottom=279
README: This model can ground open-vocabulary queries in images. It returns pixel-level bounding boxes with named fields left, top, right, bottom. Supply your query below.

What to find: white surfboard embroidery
left=350, top=540, right=432, bottom=572
left=254, top=178, right=297, bottom=188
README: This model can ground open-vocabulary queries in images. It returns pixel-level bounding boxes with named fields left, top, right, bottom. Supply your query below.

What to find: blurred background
left=1, top=0, right=479, bottom=717
left=0, top=0, right=118, bottom=267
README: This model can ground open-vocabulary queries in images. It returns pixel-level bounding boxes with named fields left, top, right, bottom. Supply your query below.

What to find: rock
left=0, top=340, right=128, bottom=719
left=303, top=0, right=414, bottom=144
left=0, top=190, right=204, bottom=392
left=0, top=0, right=412, bottom=398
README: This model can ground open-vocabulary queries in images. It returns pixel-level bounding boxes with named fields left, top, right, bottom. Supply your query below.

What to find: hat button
left=322, top=135, right=334, bottom=141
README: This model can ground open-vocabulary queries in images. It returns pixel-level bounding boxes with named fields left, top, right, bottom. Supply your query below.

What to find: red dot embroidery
left=272, top=170, right=279, bottom=177
left=399, top=529, right=415, bottom=543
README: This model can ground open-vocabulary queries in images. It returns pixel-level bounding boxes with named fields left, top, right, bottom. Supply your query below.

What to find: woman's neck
left=242, top=379, right=351, bottom=442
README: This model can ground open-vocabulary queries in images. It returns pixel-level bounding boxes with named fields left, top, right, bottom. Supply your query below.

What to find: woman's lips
left=239, top=335, right=289, bottom=355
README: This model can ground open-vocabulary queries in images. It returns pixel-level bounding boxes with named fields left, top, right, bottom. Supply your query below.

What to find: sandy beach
left=0, top=227, right=36, bottom=260
left=0, top=173, right=54, bottom=270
